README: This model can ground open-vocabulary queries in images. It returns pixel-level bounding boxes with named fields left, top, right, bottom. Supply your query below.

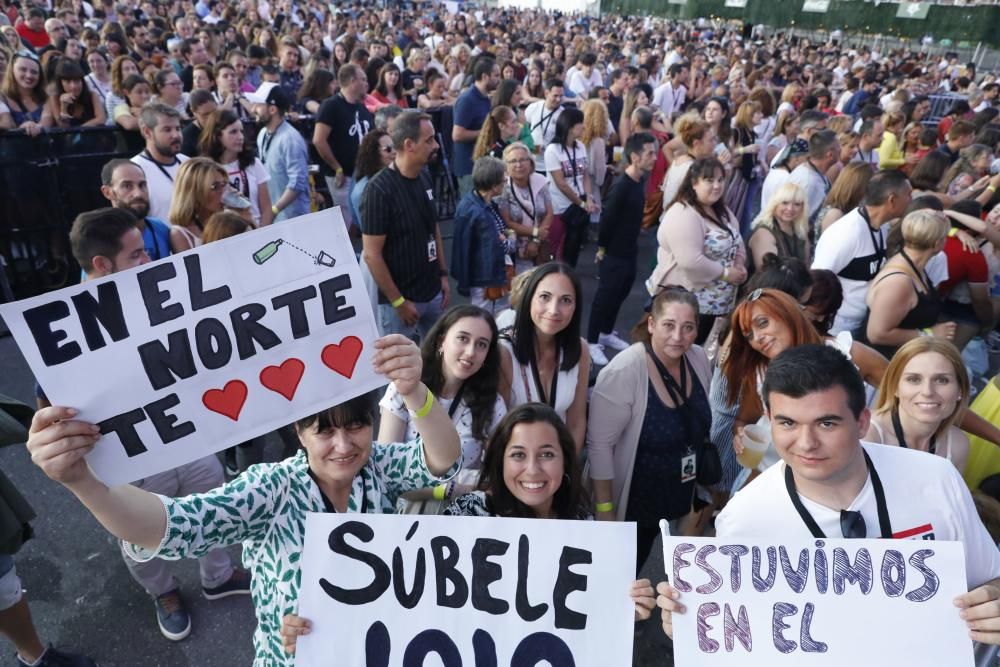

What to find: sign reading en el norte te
left=0, top=208, right=384, bottom=485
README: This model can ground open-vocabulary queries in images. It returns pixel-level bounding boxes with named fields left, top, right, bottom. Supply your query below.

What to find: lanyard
left=509, top=176, right=537, bottom=221
left=891, top=409, right=937, bottom=455
left=858, top=206, right=886, bottom=266
left=261, top=120, right=282, bottom=163
left=310, top=468, right=369, bottom=514
left=141, top=151, right=178, bottom=182
left=807, top=159, right=831, bottom=192
left=529, top=352, right=559, bottom=408
left=566, top=144, right=582, bottom=197
left=447, top=384, right=465, bottom=420
left=784, top=449, right=893, bottom=539
left=645, top=343, right=689, bottom=405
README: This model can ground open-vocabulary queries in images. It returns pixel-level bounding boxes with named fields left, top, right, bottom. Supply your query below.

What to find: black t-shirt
left=598, top=172, right=646, bottom=258
left=359, top=165, right=441, bottom=304
left=180, top=65, right=194, bottom=92
left=315, top=94, right=374, bottom=177
left=607, top=92, right=624, bottom=132
left=181, top=121, right=202, bottom=157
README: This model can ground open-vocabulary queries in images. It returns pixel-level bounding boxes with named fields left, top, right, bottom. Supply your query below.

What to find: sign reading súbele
left=0, top=208, right=383, bottom=485
left=295, top=513, right=638, bottom=666
left=662, top=532, right=973, bottom=665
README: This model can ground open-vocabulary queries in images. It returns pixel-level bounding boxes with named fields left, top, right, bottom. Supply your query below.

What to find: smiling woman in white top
left=498, top=262, right=591, bottom=452
left=866, top=337, right=971, bottom=473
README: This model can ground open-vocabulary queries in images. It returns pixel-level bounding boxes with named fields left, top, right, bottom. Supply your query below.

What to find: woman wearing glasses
left=588, top=287, right=713, bottom=572
left=168, top=158, right=229, bottom=252
left=349, top=129, right=395, bottom=230
left=497, top=142, right=554, bottom=273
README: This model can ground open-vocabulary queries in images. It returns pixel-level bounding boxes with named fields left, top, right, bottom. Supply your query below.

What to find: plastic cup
left=737, top=424, right=770, bottom=469
left=613, top=146, right=623, bottom=163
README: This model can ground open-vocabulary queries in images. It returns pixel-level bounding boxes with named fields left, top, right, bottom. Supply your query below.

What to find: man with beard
left=249, top=82, right=310, bottom=222
left=130, top=104, right=189, bottom=222
left=100, top=159, right=172, bottom=261
left=361, top=110, right=450, bottom=340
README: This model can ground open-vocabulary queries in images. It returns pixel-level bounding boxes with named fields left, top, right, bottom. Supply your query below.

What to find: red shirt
left=938, top=236, right=989, bottom=296
left=16, top=23, right=49, bottom=49
left=647, top=129, right=671, bottom=194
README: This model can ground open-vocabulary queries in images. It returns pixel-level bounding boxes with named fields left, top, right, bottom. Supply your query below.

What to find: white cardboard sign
left=295, top=513, right=637, bottom=666
left=662, top=533, right=974, bottom=666
left=0, top=209, right=383, bottom=485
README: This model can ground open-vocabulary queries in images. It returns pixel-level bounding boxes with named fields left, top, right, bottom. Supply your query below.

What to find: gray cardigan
left=586, top=342, right=712, bottom=522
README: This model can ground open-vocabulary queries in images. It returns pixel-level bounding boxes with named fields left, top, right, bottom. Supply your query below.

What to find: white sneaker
left=589, top=343, right=610, bottom=366
left=598, top=331, right=630, bottom=351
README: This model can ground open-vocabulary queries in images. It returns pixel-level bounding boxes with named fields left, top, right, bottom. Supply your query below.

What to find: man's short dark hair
left=859, top=104, right=882, bottom=121
left=473, top=58, right=495, bottom=82
left=798, top=109, right=828, bottom=129
left=632, top=106, right=653, bottom=130
left=609, top=68, right=625, bottom=84
left=668, top=63, right=685, bottom=79
left=27, top=7, right=45, bottom=19
left=580, top=52, right=597, bottom=67
left=391, top=109, right=432, bottom=150
left=180, top=37, right=199, bottom=57
left=247, top=45, right=269, bottom=60
left=188, top=88, right=215, bottom=109
left=625, top=131, right=655, bottom=165
left=762, top=344, right=867, bottom=419
left=866, top=169, right=910, bottom=206
left=139, top=102, right=181, bottom=131
left=859, top=118, right=879, bottom=137
left=70, top=207, right=139, bottom=273
left=808, top=129, right=838, bottom=159
left=545, top=77, right=564, bottom=91
left=100, top=158, right=139, bottom=187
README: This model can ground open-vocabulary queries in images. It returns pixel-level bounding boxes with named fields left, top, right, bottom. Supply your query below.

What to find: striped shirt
left=360, top=166, right=441, bottom=304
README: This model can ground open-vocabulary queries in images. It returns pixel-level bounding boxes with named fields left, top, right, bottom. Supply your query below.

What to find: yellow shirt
left=878, top=131, right=905, bottom=170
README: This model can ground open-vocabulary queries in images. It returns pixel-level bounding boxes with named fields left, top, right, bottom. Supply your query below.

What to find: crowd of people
left=2, top=1, right=1000, bottom=666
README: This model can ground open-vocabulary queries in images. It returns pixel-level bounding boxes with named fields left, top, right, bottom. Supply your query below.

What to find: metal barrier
left=0, top=117, right=459, bottom=302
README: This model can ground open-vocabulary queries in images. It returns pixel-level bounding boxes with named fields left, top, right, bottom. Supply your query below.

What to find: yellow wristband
left=948, top=227, right=959, bottom=238
left=432, top=484, right=446, bottom=501
left=391, top=295, right=406, bottom=308
left=271, top=205, right=279, bottom=215
left=413, top=389, right=434, bottom=419
left=595, top=501, right=614, bottom=513
left=988, top=185, right=997, bottom=193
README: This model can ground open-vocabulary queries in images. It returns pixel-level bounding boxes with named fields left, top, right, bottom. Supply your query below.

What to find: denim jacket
left=450, top=192, right=507, bottom=296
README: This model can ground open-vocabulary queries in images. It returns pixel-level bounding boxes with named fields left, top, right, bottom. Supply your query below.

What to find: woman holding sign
left=588, top=287, right=713, bottom=572
left=443, top=404, right=656, bottom=619
left=379, top=305, right=507, bottom=511
left=866, top=337, right=971, bottom=473
left=25, top=334, right=462, bottom=667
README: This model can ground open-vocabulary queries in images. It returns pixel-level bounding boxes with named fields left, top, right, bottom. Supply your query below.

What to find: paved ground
left=0, top=217, right=675, bottom=666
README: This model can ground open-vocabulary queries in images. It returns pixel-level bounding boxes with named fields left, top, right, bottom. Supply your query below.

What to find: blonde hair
left=733, top=100, right=761, bottom=130
left=900, top=209, right=949, bottom=251
left=168, top=157, right=227, bottom=229
left=581, top=98, right=609, bottom=147
left=873, top=337, right=969, bottom=438
left=753, top=182, right=809, bottom=241
left=826, top=115, right=853, bottom=135
left=882, top=110, right=905, bottom=132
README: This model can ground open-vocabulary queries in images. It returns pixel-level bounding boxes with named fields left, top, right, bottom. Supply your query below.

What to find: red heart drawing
left=202, top=380, right=248, bottom=421
left=321, top=336, right=364, bottom=379
left=260, top=358, right=305, bottom=401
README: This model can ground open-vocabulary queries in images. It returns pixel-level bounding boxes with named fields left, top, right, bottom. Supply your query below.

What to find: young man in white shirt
left=130, top=103, right=189, bottom=222
left=656, top=344, right=1000, bottom=647
left=651, top=63, right=688, bottom=117
left=812, top=170, right=912, bottom=335
left=523, top=78, right=565, bottom=173
left=851, top=118, right=884, bottom=172
left=789, top=129, right=838, bottom=228
left=567, top=52, right=602, bottom=99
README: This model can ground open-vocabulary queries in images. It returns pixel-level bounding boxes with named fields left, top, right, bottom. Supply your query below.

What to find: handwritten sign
left=295, top=513, right=637, bottom=666
left=0, top=209, right=383, bottom=485
left=662, top=533, right=973, bottom=665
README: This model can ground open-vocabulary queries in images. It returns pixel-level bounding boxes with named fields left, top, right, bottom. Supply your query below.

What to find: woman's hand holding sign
left=27, top=406, right=100, bottom=485
left=956, top=579, right=1000, bottom=644
left=631, top=578, right=656, bottom=621
left=26, top=405, right=168, bottom=552
left=655, top=581, right=684, bottom=639
left=280, top=614, right=311, bottom=654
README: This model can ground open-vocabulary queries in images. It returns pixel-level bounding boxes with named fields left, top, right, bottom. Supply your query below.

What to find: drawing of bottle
left=253, top=239, right=283, bottom=264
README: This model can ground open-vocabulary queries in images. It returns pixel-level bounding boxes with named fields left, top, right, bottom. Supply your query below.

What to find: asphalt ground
left=0, top=217, right=675, bottom=666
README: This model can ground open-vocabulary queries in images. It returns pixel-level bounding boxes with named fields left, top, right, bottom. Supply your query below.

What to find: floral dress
left=122, top=446, right=459, bottom=667
left=695, top=219, right=743, bottom=316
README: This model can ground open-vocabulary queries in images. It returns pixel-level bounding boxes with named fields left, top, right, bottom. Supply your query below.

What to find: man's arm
left=311, top=121, right=342, bottom=173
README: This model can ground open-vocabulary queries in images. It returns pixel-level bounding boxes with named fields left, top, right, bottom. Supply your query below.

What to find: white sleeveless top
left=501, top=338, right=578, bottom=422
left=869, top=419, right=957, bottom=465
left=172, top=225, right=203, bottom=249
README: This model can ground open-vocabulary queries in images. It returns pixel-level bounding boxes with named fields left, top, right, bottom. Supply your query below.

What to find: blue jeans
left=378, top=290, right=444, bottom=342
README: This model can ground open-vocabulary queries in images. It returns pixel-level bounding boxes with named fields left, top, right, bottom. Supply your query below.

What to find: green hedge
left=601, top=0, right=1000, bottom=46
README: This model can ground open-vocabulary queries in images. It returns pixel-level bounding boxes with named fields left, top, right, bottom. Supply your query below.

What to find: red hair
left=722, top=289, right=822, bottom=406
